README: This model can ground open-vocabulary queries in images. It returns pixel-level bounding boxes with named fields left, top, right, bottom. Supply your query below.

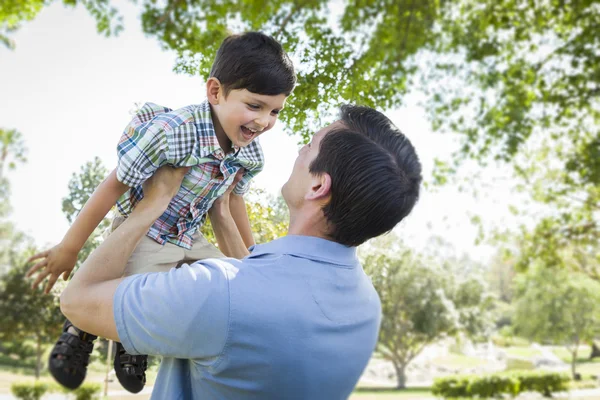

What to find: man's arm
left=27, top=169, right=130, bottom=293
left=207, top=170, right=251, bottom=259
left=60, top=166, right=189, bottom=341
left=229, top=193, right=255, bottom=249
left=208, top=197, right=251, bottom=259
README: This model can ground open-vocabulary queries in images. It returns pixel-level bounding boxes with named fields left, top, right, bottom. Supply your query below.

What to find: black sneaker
left=48, top=319, right=97, bottom=390
left=114, top=342, right=147, bottom=394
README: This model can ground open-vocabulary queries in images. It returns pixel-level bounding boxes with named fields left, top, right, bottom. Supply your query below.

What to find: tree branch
left=275, top=4, right=299, bottom=39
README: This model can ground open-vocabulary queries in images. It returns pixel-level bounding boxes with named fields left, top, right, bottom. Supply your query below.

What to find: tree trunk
left=35, top=336, right=41, bottom=380
left=571, top=345, right=579, bottom=380
left=393, top=361, right=407, bottom=389
left=590, top=341, right=600, bottom=360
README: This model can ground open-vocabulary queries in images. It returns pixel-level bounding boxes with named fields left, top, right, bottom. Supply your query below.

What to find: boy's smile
left=207, top=79, right=288, bottom=152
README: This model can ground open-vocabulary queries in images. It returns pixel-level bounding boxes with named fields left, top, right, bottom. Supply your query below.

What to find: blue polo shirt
left=113, top=235, right=382, bottom=400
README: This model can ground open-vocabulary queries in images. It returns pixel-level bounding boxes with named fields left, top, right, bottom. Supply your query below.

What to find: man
left=59, top=104, right=422, bottom=400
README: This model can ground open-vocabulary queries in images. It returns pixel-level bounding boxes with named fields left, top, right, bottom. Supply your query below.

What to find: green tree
left=425, top=0, right=600, bottom=282
left=61, top=156, right=111, bottom=268
left=202, top=189, right=288, bottom=247
left=8, top=2, right=597, bottom=199
left=3, top=0, right=441, bottom=141
left=0, top=128, right=26, bottom=215
left=0, top=128, right=27, bottom=275
left=514, top=264, right=600, bottom=379
left=7, top=1, right=598, bottom=179
left=361, top=237, right=494, bottom=388
left=0, top=244, right=64, bottom=378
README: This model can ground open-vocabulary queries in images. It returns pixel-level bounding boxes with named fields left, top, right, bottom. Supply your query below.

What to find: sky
left=0, top=1, right=521, bottom=263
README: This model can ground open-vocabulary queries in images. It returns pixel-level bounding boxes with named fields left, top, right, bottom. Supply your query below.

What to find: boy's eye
left=271, top=110, right=280, bottom=115
left=248, top=104, right=260, bottom=110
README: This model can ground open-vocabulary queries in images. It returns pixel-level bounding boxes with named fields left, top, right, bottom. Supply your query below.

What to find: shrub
left=10, top=382, right=49, bottom=400
left=468, top=374, right=519, bottom=398
left=432, top=371, right=569, bottom=399
left=431, top=376, right=470, bottom=398
left=73, top=382, right=102, bottom=400
left=513, top=371, right=569, bottom=397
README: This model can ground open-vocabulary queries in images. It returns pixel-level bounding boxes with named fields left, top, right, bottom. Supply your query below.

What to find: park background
left=0, top=0, right=599, bottom=399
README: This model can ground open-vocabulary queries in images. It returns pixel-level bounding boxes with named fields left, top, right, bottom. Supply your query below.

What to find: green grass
left=552, top=346, right=592, bottom=363
left=352, top=387, right=432, bottom=399
left=491, top=335, right=530, bottom=348
left=577, top=362, right=600, bottom=377
left=430, top=354, right=488, bottom=368
left=505, top=346, right=542, bottom=358
left=568, top=377, right=600, bottom=390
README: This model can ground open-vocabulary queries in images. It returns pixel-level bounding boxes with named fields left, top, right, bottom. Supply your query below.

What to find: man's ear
left=206, top=77, right=222, bottom=105
left=305, top=173, right=332, bottom=201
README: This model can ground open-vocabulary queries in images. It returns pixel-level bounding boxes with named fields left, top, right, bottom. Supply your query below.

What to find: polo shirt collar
left=248, top=235, right=357, bottom=267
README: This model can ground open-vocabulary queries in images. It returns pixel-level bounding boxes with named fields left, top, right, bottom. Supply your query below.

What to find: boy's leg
left=113, top=215, right=185, bottom=276
left=181, top=231, right=224, bottom=264
left=48, top=217, right=128, bottom=389
left=109, top=217, right=185, bottom=393
left=123, top=235, right=185, bottom=275
left=50, top=216, right=184, bottom=392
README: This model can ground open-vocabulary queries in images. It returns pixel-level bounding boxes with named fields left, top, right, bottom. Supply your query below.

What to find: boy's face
left=210, top=83, right=287, bottom=149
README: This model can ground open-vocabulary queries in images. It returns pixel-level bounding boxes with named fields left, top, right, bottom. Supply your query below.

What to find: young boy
left=26, top=31, right=296, bottom=393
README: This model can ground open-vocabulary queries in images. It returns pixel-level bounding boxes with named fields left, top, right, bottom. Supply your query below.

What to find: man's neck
left=287, top=208, right=329, bottom=240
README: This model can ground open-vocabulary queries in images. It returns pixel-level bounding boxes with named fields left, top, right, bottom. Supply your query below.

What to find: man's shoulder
left=187, top=257, right=243, bottom=281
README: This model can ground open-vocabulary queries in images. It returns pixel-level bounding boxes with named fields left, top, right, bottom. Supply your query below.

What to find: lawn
left=505, top=346, right=542, bottom=358
left=552, top=346, right=592, bottom=363
left=430, top=354, right=489, bottom=369
left=351, top=387, right=433, bottom=399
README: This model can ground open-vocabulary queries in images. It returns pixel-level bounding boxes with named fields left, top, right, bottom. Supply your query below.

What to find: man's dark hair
left=210, top=32, right=296, bottom=96
left=309, top=105, right=422, bottom=247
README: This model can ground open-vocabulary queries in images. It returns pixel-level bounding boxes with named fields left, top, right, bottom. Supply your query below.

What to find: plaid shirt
left=115, top=101, right=264, bottom=249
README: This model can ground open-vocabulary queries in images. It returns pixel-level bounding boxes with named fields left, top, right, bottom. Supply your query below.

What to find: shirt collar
left=247, top=235, right=357, bottom=267
left=196, top=100, right=240, bottom=157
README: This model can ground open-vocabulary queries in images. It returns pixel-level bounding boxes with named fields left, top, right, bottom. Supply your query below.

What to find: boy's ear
left=206, top=77, right=222, bottom=105
left=305, top=173, right=332, bottom=202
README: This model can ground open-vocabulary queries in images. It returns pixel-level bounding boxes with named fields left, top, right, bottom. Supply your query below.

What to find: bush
left=73, top=382, right=102, bottom=400
left=431, top=376, right=470, bottom=398
left=11, top=381, right=102, bottom=400
left=468, top=375, right=519, bottom=398
left=432, top=371, right=569, bottom=399
left=10, top=382, right=49, bottom=400
left=514, top=371, right=569, bottom=397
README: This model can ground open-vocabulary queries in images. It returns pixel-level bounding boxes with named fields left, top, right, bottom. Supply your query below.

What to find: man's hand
left=139, top=165, right=190, bottom=213
left=26, top=243, right=79, bottom=293
left=212, top=169, right=244, bottom=209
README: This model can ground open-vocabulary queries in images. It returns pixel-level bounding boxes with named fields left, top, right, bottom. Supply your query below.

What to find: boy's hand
left=26, top=243, right=79, bottom=294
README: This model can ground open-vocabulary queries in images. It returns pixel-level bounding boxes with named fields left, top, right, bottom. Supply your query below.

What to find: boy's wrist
left=59, top=240, right=82, bottom=255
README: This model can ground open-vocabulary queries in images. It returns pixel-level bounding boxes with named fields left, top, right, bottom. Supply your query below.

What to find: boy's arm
left=27, top=169, right=129, bottom=293
left=229, top=193, right=255, bottom=249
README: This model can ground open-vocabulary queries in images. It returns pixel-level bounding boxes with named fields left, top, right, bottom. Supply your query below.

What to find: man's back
left=114, top=235, right=381, bottom=399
